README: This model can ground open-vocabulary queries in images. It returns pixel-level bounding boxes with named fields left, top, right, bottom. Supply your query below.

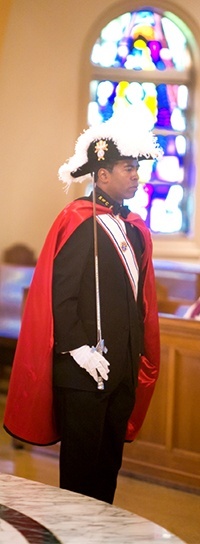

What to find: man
left=4, top=109, right=162, bottom=504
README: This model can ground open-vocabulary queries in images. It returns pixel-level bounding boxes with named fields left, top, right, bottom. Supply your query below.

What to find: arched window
left=87, top=9, right=195, bottom=237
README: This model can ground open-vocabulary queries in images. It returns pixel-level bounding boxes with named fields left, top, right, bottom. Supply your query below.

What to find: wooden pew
left=154, top=259, right=200, bottom=316
left=155, top=279, right=191, bottom=315
left=122, top=314, right=200, bottom=493
left=0, top=264, right=34, bottom=393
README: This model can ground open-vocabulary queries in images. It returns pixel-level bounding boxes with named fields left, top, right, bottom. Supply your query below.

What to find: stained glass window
left=88, top=9, right=194, bottom=235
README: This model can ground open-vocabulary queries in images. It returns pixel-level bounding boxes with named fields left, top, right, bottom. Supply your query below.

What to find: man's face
left=97, top=159, right=139, bottom=203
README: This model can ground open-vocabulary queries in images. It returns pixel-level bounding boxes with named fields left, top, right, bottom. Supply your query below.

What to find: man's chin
left=125, top=190, right=137, bottom=199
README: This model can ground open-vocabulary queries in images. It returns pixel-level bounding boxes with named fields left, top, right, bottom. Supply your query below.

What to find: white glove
left=69, top=344, right=110, bottom=383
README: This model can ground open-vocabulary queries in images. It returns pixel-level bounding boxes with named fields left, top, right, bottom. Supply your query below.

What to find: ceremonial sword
left=92, top=173, right=107, bottom=390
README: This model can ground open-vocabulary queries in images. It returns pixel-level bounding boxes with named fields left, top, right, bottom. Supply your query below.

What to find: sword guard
left=96, top=339, right=108, bottom=355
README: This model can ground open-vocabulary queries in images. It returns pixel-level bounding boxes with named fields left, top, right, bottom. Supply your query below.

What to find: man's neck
left=95, top=186, right=122, bottom=209
left=94, top=187, right=130, bottom=219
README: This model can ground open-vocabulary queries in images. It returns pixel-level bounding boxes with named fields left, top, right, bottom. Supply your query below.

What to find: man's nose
left=130, top=168, right=139, bottom=179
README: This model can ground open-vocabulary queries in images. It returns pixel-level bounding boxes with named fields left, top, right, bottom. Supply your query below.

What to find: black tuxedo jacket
left=52, top=213, right=144, bottom=393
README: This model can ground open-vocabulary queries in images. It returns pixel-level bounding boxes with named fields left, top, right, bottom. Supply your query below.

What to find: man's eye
left=126, top=166, right=139, bottom=172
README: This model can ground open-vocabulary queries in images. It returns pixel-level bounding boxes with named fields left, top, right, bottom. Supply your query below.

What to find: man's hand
left=69, top=345, right=110, bottom=383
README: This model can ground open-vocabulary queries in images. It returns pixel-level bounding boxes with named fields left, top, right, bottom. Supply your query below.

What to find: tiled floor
left=0, top=396, right=200, bottom=543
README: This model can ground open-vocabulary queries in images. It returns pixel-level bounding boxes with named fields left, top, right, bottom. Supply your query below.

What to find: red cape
left=4, top=200, right=160, bottom=445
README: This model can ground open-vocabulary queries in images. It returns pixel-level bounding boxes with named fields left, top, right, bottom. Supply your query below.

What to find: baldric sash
left=97, top=214, right=139, bottom=299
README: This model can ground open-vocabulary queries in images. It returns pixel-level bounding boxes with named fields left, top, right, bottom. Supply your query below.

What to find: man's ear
left=97, top=168, right=110, bottom=185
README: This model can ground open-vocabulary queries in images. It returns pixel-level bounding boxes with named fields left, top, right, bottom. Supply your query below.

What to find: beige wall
left=0, top=0, right=200, bottom=259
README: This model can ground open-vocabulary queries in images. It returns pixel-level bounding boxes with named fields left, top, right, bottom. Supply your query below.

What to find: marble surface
left=0, top=473, right=187, bottom=544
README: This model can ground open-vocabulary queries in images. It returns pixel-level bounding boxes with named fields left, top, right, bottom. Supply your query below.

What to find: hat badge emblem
left=95, top=139, right=108, bottom=161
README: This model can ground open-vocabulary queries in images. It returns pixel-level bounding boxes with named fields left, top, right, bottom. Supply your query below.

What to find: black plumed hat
left=58, top=107, right=163, bottom=191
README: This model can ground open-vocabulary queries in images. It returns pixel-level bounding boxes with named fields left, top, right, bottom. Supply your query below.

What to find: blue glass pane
left=126, top=181, right=190, bottom=233
left=88, top=80, right=188, bottom=131
left=152, top=135, right=185, bottom=183
left=91, top=10, right=190, bottom=71
left=125, top=183, right=184, bottom=233
left=123, top=131, right=194, bottom=233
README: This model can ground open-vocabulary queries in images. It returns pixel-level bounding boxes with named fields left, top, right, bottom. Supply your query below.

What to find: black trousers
left=53, top=378, right=135, bottom=504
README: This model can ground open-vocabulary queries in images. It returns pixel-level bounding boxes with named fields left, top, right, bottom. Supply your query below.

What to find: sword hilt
left=94, top=339, right=108, bottom=391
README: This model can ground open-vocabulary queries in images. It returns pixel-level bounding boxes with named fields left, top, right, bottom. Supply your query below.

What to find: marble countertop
left=0, top=473, right=186, bottom=544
